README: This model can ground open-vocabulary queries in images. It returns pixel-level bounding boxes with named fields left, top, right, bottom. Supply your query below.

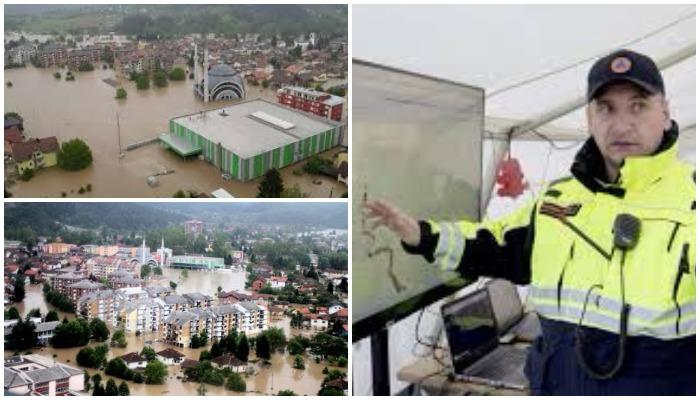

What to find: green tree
left=170, top=281, right=178, bottom=290
left=52, top=319, right=92, bottom=348
left=101, top=46, right=114, bottom=64
left=141, top=346, right=156, bottom=361
left=111, top=329, right=127, bottom=348
left=5, top=307, right=20, bottom=320
left=169, top=67, right=186, bottom=81
left=327, top=282, right=334, bottom=294
left=144, top=360, right=168, bottom=384
left=90, top=318, right=110, bottom=341
left=173, top=190, right=186, bottom=198
left=57, top=138, right=93, bottom=171
left=235, top=335, right=249, bottom=362
left=45, top=310, right=60, bottom=322
left=6, top=319, right=37, bottom=350
left=318, top=386, right=344, bottom=396
left=255, top=334, right=271, bottom=360
left=105, top=378, right=119, bottom=396
left=27, top=308, right=42, bottom=319
left=226, top=372, right=246, bottom=392
left=115, top=87, right=127, bottom=99
left=13, top=275, right=25, bottom=302
left=132, top=372, right=144, bottom=384
left=278, top=389, right=297, bottom=395
left=135, top=73, right=150, bottom=90
left=76, top=347, right=96, bottom=368
left=293, top=354, right=305, bottom=370
left=54, top=71, right=61, bottom=79
left=153, top=69, right=168, bottom=87
left=262, top=328, right=287, bottom=353
left=78, top=61, right=94, bottom=71
left=118, top=381, right=130, bottom=396
left=140, top=264, right=151, bottom=279
left=153, top=266, right=163, bottom=275
left=105, top=357, right=128, bottom=378
left=257, top=168, right=284, bottom=198
left=92, top=383, right=106, bottom=396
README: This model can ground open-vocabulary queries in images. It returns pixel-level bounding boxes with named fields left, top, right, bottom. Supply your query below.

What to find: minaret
left=160, top=236, right=165, bottom=267
left=203, top=46, right=210, bottom=103
left=141, top=237, right=147, bottom=265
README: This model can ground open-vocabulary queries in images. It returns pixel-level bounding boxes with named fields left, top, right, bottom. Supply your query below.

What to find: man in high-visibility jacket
left=364, top=49, right=695, bottom=395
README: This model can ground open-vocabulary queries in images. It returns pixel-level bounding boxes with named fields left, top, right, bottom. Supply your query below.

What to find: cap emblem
left=610, top=56, right=632, bottom=73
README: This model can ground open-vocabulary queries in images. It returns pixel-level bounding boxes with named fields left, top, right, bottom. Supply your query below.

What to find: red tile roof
left=11, top=137, right=59, bottom=162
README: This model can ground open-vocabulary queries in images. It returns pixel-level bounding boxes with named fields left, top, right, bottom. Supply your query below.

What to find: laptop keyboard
left=465, top=346, right=528, bottom=384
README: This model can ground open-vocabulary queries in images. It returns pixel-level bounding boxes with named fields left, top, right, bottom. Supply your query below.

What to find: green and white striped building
left=169, top=255, right=225, bottom=269
left=159, top=99, right=345, bottom=181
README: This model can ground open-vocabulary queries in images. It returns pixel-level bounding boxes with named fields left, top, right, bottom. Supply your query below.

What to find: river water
left=4, top=65, right=348, bottom=198
left=7, top=268, right=345, bottom=396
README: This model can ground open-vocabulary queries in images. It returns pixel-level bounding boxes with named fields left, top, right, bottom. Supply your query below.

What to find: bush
left=132, top=372, right=144, bottom=384
left=153, top=70, right=168, bottom=87
left=144, top=360, right=168, bottom=384
left=57, top=138, right=93, bottom=171
left=226, top=373, right=246, bottom=392
left=78, top=186, right=86, bottom=194
left=134, top=73, right=150, bottom=90
left=86, top=183, right=92, bottom=192
left=18, top=168, right=34, bottom=182
left=116, top=87, right=127, bottom=99
left=169, top=67, right=186, bottom=81
left=293, top=355, right=305, bottom=370
left=54, top=72, right=61, bottom=79
left=111, top=329, right=127, bottom=348
left=105, top=357, right=129, bottom=379
left=78, top=61, right=94, bottom=71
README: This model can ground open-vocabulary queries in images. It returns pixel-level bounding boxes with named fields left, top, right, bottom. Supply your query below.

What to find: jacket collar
left=570, top=120, right=679, bottom=196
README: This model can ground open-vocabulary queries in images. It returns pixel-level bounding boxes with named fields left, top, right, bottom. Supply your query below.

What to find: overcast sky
left=353, top=4, right=696, bottom=130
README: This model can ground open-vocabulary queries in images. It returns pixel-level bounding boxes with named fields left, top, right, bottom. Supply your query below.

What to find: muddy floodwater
left=4, top=65, right=348, bottom=198
left=7, top=269, right=345, bottom=396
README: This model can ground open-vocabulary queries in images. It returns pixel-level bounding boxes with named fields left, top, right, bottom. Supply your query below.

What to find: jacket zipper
left=672, top=243, right=690, bottom=335
left=557, top=243, right=575, bottom=311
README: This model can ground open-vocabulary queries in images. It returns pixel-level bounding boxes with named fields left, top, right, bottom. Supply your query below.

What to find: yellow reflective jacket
left=405, top=122, right=695, bottom=340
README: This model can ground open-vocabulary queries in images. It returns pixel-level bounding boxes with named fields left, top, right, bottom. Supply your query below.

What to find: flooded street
left=4, top=65, right=347, bottom=198
left=7, top=269, right=344, bottom=395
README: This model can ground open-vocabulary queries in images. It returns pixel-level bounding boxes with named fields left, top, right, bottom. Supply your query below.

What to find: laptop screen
left=442, top=289, right=499, bottom=372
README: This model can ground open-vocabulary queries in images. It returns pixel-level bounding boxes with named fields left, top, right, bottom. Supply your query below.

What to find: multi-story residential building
left=77, top=290, right=119, bottom=326
left=162, top=294, right=191, bottom=319
left=159, top=303, right=268, bottom=347
left=121, top=298, right=162, bottom=333
left=111, top=276, right=143, bottom=289
left=36, top=44, right=68, bottom=67
left=184, top=220, right=204, bottom=236
left=66, top=46, right=102, bottom=70
left=50, top=272, right=86, bottom=294
left=42, top=241, right=74, bottom=255
left=183, top=293, right=213, bottom=308
left=6, top=44, right=38, bottom=65
left=277, top=86, right=345, bottom=122
left=86, top=257, right=129, bottom=279
left=4, top=354, right=85, bottom=396
left=67, top=280, right=104, bottom=305
left=4, top=320, right=60, bottom=346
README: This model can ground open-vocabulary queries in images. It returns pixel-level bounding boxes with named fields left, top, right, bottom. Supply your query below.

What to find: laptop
left=441, top=288, right=529, bottom=390
left=486, top=279, right=541, bottom=343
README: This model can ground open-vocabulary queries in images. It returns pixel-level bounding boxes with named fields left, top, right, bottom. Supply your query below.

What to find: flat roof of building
left=170, top=99, right=338, bottom=159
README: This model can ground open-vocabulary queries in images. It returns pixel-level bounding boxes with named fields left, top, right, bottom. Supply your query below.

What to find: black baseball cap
left=587, top=49, right=665, bottom=102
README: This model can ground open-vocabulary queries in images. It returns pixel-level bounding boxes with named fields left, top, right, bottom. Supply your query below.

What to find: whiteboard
left=352, top=60, right=485, bottom=325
